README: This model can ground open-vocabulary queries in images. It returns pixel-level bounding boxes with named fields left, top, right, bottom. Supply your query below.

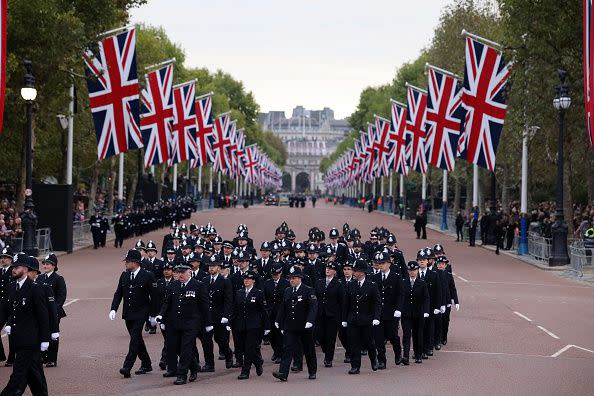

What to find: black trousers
left=423, top=314, right=435, bottom=354
left=269, top=323, right=284, bottom=358
left=373, top=318, right=401, bottom=363
left=433, top=313, right=442, bottom=347
left=232, top=328, right=244, bottom=364
left=1, top=347, right=48, bottom=396
left=347, top=324, right=377, bottom=370
left=203, top=324, right=233, bottom=367
left=469, top=227, right=477, bottom=246
left=160, top=326, right=167, bottom=364
left=442, top=307, right=451, bottom=343
left=421, top=224, right=427, bottom=239
left=123, top=319, right=151, bottom=369
left=91, top=230, right=101, bottom=248
left=316, top=316, right=339, bottom=362
left=234, top=329, right=262, bottom=375
left=338, top=325, right=350, bottom=359
left=0, top=336, right=5, bottom=361
left=114, top=231, right=124, bottom=248
left=401, top=316, right=424, bottom=359
left=44, top=318, right=61, bottom=363
left=167, top=327, right=198, bottom=377
left=279, top=329, right=317, bottom=376
left=456, top=225, right=463, bottom=241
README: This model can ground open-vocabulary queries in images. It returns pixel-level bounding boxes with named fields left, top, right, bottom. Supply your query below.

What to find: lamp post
left=133, top=148, right=144, bottom=209
left=21, top=60, right=38, bottom=256
left=517, top=125, right=540, bottom=255
left=549, top=69, right=571, bottom=266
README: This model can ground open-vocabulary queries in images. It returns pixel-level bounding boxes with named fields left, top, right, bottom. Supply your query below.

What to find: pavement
left=2, top=203, right=593, bottom=395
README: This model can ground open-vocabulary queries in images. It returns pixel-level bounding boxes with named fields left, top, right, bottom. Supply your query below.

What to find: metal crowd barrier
left=73, top=220, right=93, bottom=246
left=568, top=241, right=592, bottom=277
left=36, top=228, right=52, bottom=256
left=527, top=232, right=551, bottom=261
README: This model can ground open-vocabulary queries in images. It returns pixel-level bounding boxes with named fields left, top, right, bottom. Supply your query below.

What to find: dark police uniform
left=155, top=274, right=174, bottom=369
left=203, top=271, right=234, bottom=369
left=38, top=263, right=66, bottom=366
left=314, top=272, right=344, bottom=366
left=372, top=268, right=402, bottom=367
left=419, top=265, right=442, bottom=357
left=262, top=270, right=290, bottom=361
left=398, top=269, right=430, bottom=364
left=0, top=248, right=13, bottom=363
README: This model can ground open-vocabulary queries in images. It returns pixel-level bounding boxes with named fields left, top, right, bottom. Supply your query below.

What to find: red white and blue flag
left=211, top=112, right=232, bottom=173
left=459, top=36, right=512, bottom=171
left=364, top=123, right=378, bottom=181
left=225, top=121, right=238, bottom=177
left=169, top=81, right=198, bottom=165
left=425, top=66, right=464, bottom=171
left=192, top=93, right=215, bottom=167
left=140, top=64, right=174, bottom=167
left=235, top=129, right=246, bottom=177
left=83, top=27, right=142, bottom=160
left=243, top=144, right=259, bottom=184
left=373, top=116, right=394, bottom=177
left=390, top=100, right=409, bottom=176
left=584, top=0, right=594, bottom=149
left=404, top=84, right=428, bottom=174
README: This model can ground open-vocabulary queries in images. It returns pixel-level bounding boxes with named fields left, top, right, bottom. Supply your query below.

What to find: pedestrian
left=38, top=254, right=67, bottom=367
left=108, top=249, right=159, bottom=379
left=455, top=211, right=464, bottom=242
left=469, top=212, right=478, bottom=247
left=314, top=261, right=344, bottom=368
left=414, top=211, right=423, bottom=239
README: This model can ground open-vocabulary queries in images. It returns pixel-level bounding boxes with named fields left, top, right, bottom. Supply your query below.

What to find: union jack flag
left=211, top=112, right=231, bottom=173
left=404, top=84, right=428, bottom=174
left=83, top=27, right=142, bottom=160
left=390, top=100, right=409, bottom=176
left=584, top=0, right=594, bottom=149
left=243, top=144, right=259, bottom=184
left=363, top=123, right=378, bottom=181
left=425, top=66, right=464, bottom=171
left=235, top=129, right=246, bottom=177
left=459, top=36, right=512, bottom=171
left=191, top=93, right=215, bottom=167
left=140, top=64, right=174, bottom=167
left=225, top=121, right=238, bottom=177
left=170, top=81, right=198, bottom=165
left=373, top=116, right=394, bottom=177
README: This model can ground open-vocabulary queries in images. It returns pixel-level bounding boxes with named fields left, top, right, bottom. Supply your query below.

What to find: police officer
left=306, top=244, right=325, bottom=281
left=273, top=266, right=318, bottom=382
left=109, top=249, right=159, bottom=378
left=416, top=249, right=441, bottom=359
left=156, top=264, right=212, bottom=385
left=144, top=241, right=165, bottom=280
left=252, top=241, right=273, bottom=279
left=263, top=262, right=289, bottom=363
left=397, top=261, right=430, bottom=364
left=155, top=261, right=175, bottom=371
left=337, top=259, right=355, bottom=363
left=342, top=258, right=380, bottom=374
left=0, top=253, right=50, bottom=395
left=112, top=210, right=126, bottom=248
left=90, top=211, right=108, bottom=249
left=436, top=256, right=459, bottom=345
left=0, top=245, right=13, bottom=364
left=371, top=251, right=402, bottom=368
left=327, top=228, right=347, bottom=263
left=38, top=254, right=67, bottom=367
left=314, top=261, right=344, bottom=367
left=232, top=270, right=269, bottom=380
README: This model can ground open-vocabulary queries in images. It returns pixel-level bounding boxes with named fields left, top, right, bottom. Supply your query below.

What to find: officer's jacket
left=37, top=282, right=60, bottom=333
left=314, top=277, right=344, bottom=320
left=397, top=277, right=430, bottom=318
left=306, top=259, right=325, bottom=282
left=276, top=284, right=317, bottom=331
left=342, top=278, right=381, bottom=326
left=38, top=272, right=67, bottom=319
left=143, top=257, right=164, bottom=280
left=419, top=268, right=442, bottom=311
left=434, top=267, right=448, bottom=310
left=231, top=287, right=268, bottom=331
left=263, top=277, right=290, bottom=318
left=110, top=268, right=158, bottom=321
left=442, top=270, right=459, bottom=305
left=231, top=270, right=262, bottom=293
left=371, top=271, right=401, bottom=319
left=207, top=275, right=233, bottom=323
left=0, top=278, right=50, bottom=348
left=0, top=267, right=13, bottom=303
left=155, top=277, right=174, bottom=311
left=252, top=258, right=272, bottom=280
left=159, top=278, right=211, bottom=330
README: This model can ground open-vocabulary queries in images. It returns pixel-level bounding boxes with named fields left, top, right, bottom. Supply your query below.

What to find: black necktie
left=131, top=273, right=135, bottom=282
left=421, top=271, right=425, bottom=280
left=293, top=287, right=296, bottom=293
left=181, top=282, right=185, bottom=290
left=16, top=283, right=20, bottom=291
left=382, top=273, right=386, bottom=283
left=210, top=277, right=215, bottom=285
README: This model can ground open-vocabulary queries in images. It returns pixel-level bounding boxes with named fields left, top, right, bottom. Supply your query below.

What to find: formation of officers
left=0, top=246, right=68, bottom=396
left=109, top=221, right=460, bottom=385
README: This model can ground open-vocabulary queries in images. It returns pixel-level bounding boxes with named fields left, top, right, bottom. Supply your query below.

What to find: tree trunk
left=465, top=166, right=473, bottom=215
left=501, top=170, right=509, bottom=214
left=106, top=157, right=116, bottom=215
left=16, top=139, right=26, bottom=212
left=89, top=161, right=100, bottom=216
left=127, top=174, right=137, bottom=207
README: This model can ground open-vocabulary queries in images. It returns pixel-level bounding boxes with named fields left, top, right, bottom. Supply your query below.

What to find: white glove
left=221, top=317, right=229, bottom=324
left=109, top=310, right=116, bottom=321
left=155, top=315, right=163, bottom=323
left=40, top=342, right=49, bottom=351
left=160, top=324, right=166, bottom=330
left=341, top=322, right=347, bottom=328
left=423, top=313, right=429, bottom=318
left=280, top=330, right=284, bottom=335
left=264, top=330, right=271, bottom=335
left=305, top=322, right=313, bottom=329
left=149, top=317, right=157, bottom=327
left=226, top=326, right=231, bottom=331
left=440, top=305, right=446, bottom=314
left=433, top=309, right=440, bottom=315
left=4, top=325, right=11, bottom=335
left=372, top=319, right=380, bottom=326
left=205, top=326, right=214, bottom=332
left=455, top=304, right=460, bottom=311
left=274, top=322, right=279, bottom=329
left=447, top=304, right=451, bottom=308
left=451, top=299, right=455, bottom=305
left=51, top=332, right=60, bottom=340
left=394, top=310, right=401, bottom=318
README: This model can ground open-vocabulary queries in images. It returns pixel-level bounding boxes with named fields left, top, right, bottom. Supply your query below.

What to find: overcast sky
left=130, top=0, right=454, bottom=119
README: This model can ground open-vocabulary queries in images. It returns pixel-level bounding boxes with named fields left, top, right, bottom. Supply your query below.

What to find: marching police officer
left=314, top=261, right=344, bottom=367
left=156, top=264, right=212, bottom=385
left=263, top=262, right=289, bottom=363
left=0, top=245, right=13, bottom=364
left=38, top=254, right=67, bottom=367
left=417, top=249, right=442, bottom=359
left=397, top=261, right=429, bottom=364
left=90, top=211, right=109, bottom=249
left=109, top=249, right=159, bottom=378
left=436, top=256, right=459, bottom=345
left=342, top=259, right=380, bottom=374
left=0, top=253, right=50, bottom=395
left=143, top=241, right=164, bottom=280
left=232, top=270, right=269, bottom=380
left=273, top=266, right=318, bottom=382
left=155, top=261, right=175, bottom=370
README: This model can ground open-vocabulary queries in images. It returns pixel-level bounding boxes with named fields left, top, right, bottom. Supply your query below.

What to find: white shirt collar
left=17, top=277, right=27, bottom=288
left=211, top=273, right=219, bottom=281
left=294, top=283, right=301, bottom=292
left=245, top=286, right=253, bottom=294
left=45, top=271, right=54, bottom=277
left=131, top=267, right=141, bottom=277
left=382, top=270, right=390, bottom=277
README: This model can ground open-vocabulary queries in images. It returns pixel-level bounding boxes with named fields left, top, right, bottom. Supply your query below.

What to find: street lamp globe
left=559, top=96, right=571, bottom=110
left=20, top=86, right=37, bottom=101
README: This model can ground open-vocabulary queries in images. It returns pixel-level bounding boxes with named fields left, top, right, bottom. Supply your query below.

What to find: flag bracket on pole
left=461, top=29, right=502, bottom=50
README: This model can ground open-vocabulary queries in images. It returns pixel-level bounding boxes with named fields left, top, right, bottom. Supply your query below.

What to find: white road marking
left=63, top=298, right=80, bottom=307
left=456, top=275, right=469, bottom=283
left=441, top=350, right=550, bottom=359
left=468, top=281, right=590, bottom=289
left=537, top=325, right=560, bottom=339
left=550, top=344, right=594, bottom=358
left=513, top=311, right=533, bottom=322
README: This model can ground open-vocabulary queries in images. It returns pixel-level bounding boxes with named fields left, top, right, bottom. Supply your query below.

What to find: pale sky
left=130, top=0, right=454, bottom=120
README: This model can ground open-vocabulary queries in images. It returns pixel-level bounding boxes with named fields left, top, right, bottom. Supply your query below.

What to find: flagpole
left=197, top=166, right=203, bottom=210
left=97, top=24, right=134, bottom=38
left=441, top=170, right=448, bottom=230
left=461, top=29, right=502, bottom=50
left=217, top=172, right=221, bottom=195
left=144, top=57, right=176, bottom=71
left=388, top=171, right=393, bottom=213
left=399, top=174, right=404, bottom=219
left=380, top=176, right=385, bottom=211
left=118, top=153, right=124, bottom=201
left=66, top=80, right=74, bottom=185
left=172, top=163, right=178, bottom=200
left=208, top=166, right=213, bottom=209
left=472, top=164, right=479, bottom=220
left=372, top=178, right=376, bottom=208
left=421, top=174, right=427, bottom=210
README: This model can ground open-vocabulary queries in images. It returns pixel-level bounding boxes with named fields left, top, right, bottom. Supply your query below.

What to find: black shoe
left=4, top=361, right=13, bottom=367
left=348, top=368, right=360, bottom=375
left=377, top=362, right=386, bottom=370
left=361, top=349, right=368, bottom=356
left=442, top=339, right=448, bottom=345
left=149, top=328, right=156, bottom=335
left=159, top=361, right=167, bottom=370
left=262, top=340, right=270, bottom=345
left=273, top=357, right=282, bottom=364
left=225, top=359, right=233, bottom=369
left=189, top=371, right=198, bottom=382
left=232, top=361, right=243, bottom=368
left=291, top=365, right=302, bottom=372
left=45, top=362, right=57, bottom=368
left=218, top=354, right=226, bottom=360
left=174, top=376, right=187, bottom=385
left=422, top=353, right=428, bottom=359
left=144, top=323, right=150, bottom=332
left=135, top=366, right=152, bottom=375
left=344, top=357, right=351, bottom=364
left=371, top=360, right=378, bottom=371
left=271, top=354, right=278, bottom=362
left=202, top=365, right=215, bottom=373
left=119, top=368, right=131, bottom=378
left=163, top=371, right=176, bottom=377
left=427, top=350, right=434, bottom=356
left=256, top=364, right=263, bottom=377
left=272, top=371, right=287, bottom=382
left=415, top=358, right=422, bottom=364
left=324, top=361, right=332, bottom=368
left=238, top=373, right=249, bottom=380
left=401, top=358, right=409, bottom=366
left=309, top=373, right=316, bottom=380
left=435, top=344, right=441, bottom=350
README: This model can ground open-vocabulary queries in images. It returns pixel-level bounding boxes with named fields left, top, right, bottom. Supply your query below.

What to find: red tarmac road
left=2, top=203, right=593, bottom=395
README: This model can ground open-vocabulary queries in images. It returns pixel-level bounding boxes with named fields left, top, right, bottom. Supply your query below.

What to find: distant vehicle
left=264, top=194, right=278, bottom=206
left=278, top=193, right=290, bottom=206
